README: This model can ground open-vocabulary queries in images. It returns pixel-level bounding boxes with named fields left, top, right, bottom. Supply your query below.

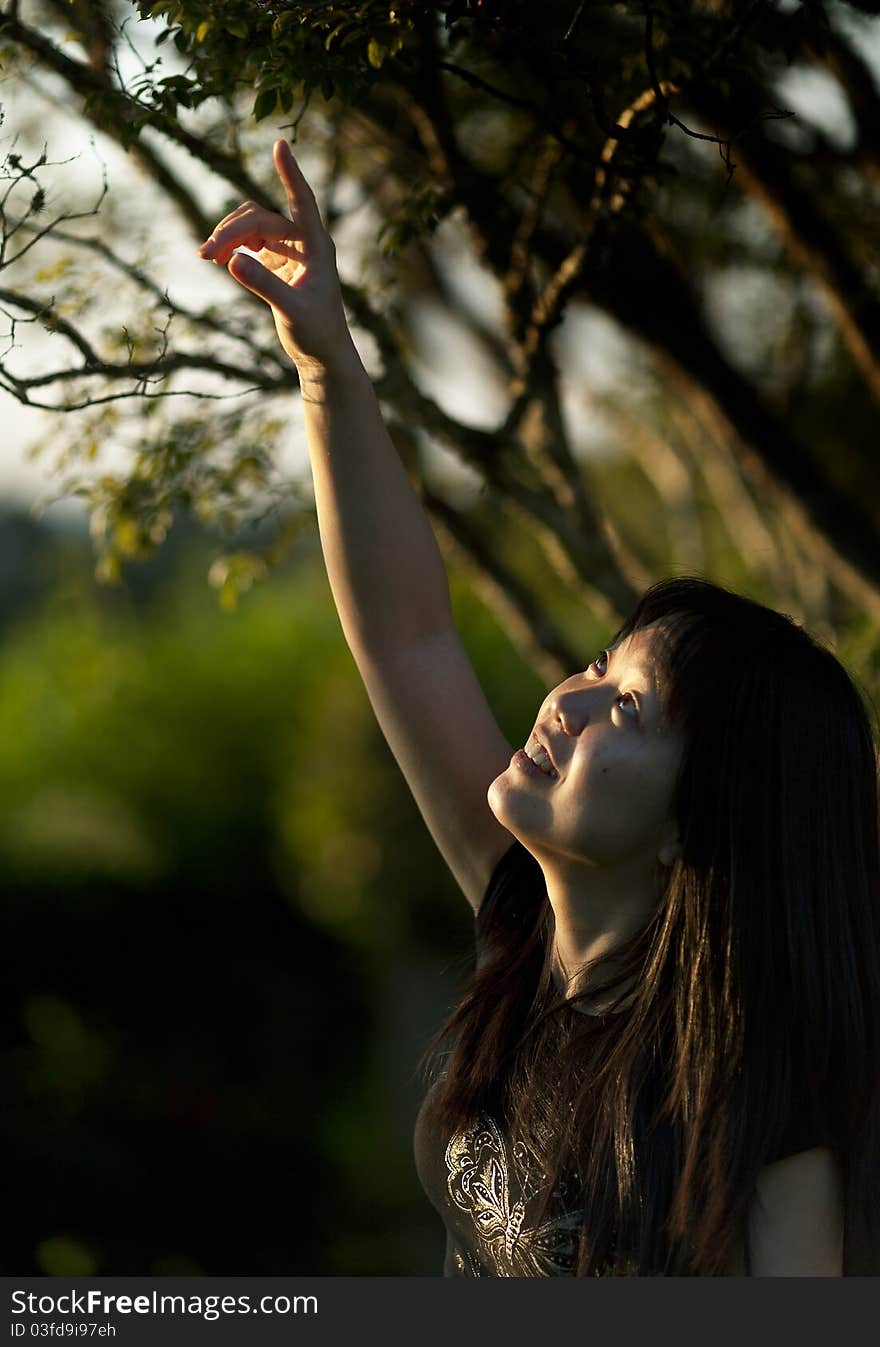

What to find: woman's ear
left=657, top=823, right=681, bottom=868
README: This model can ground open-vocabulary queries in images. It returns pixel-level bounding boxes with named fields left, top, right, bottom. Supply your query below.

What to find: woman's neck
left=550, top=941, right=638, bottom=1017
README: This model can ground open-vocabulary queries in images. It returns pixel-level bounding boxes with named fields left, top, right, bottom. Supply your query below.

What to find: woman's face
left=488, top=624, right=683, bottom=872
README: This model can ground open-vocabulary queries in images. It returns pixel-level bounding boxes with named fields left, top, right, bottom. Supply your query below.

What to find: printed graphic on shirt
left=444, top=1113, right=585, bottom=1276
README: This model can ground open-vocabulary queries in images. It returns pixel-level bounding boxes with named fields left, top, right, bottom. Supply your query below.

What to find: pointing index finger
left=273, top=139, right=324, bottom=243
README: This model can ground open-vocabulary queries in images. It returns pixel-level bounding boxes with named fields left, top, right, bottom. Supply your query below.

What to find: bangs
left=609, top=576, right=812, bottom=736
left=611, top=591, right=707, bottom=734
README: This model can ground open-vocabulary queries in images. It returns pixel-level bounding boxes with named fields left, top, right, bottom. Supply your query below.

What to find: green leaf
left=95, top=554, right=122, bottom=585
left=253, top=88, right=278, bottom=122
left=367, top=39, right=387, bottom=69
left=224, top=19, right=248, bottom=39
left=324, top=21, right=348, bottom=51
left=272, top=13, right=296, bottom=38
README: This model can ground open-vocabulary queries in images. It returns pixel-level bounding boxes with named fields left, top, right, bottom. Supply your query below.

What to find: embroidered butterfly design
left=445, top=1114, right=584, bottom=1276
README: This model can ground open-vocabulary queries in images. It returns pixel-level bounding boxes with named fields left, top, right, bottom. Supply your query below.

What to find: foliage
left=1, top=0, right=879, bottom=672
left=139, top=0, right=416, bottom=111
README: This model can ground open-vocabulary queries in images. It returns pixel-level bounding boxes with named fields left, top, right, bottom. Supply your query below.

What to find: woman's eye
left=589, top=651, right=637, bottom=719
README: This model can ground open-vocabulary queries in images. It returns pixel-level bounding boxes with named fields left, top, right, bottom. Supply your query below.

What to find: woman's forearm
left=197, top=142, right=453, bottom=660
left=297, top=340, right=454, bottom=660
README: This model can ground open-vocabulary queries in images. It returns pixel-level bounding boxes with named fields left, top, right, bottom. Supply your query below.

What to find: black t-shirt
left=413, top=841, right=829, bottom=1276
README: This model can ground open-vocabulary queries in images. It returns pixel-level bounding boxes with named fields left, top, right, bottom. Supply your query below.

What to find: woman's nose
left=549, top=687, right=591, bottom=737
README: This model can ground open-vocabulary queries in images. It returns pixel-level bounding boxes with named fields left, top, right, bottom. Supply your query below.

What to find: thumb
left=228, top=251, right=291, bottom=314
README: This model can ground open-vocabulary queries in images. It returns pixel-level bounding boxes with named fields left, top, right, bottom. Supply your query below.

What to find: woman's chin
left=486, top=772, right=507, bottom=821
left=487, top=774, right=538, bottom=842
left=487, top=770, right=526, bottom=827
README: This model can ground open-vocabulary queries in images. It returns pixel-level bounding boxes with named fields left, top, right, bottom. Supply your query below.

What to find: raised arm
left=198, top=140, right=514, bottom=909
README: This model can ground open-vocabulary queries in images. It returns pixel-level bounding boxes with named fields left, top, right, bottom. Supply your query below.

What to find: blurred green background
left=0, top=502, right=552, bottom=1276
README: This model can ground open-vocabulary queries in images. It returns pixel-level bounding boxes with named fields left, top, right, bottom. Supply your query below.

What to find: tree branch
left=3, top=13, right=266, bottom=207
left=0, top=284, right=286, bottom=406
left=528, top=213, right=880, bottom=611
left=389, top=419, right=582, bottom=682
left=685, top=82, right=880, bottom=402
left=14, top=220, right=290, bottom=371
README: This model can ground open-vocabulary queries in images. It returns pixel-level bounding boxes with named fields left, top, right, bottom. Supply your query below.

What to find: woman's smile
left=524, top=738, right=558, bottom=777
left=513, top=746, right=558, bottom=782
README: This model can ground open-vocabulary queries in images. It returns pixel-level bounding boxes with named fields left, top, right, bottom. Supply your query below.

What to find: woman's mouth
left=513, top=742, right=558, bottom=780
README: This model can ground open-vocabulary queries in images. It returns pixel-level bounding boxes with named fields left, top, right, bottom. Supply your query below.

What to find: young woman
left=198, top=140, right=880, bottom=1277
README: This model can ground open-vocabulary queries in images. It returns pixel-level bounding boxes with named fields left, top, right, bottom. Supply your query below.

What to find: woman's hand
left=198, top=139, right=354, bottom=375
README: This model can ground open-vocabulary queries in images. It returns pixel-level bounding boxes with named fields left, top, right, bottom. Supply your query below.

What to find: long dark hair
left=420, top=577, right=880, bottom=1275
